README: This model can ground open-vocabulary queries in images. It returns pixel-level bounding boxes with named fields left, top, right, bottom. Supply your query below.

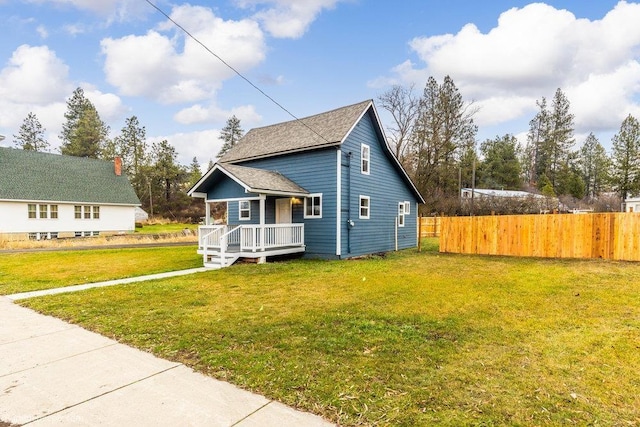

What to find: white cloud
left=380, top=1, right=640, bottom=135
left=26, top=0, right=149, bottom=22
left=63, top=23, right=87, bottom=36
left=565, top=61, right=640, bottom=131
left=83, top=86, right=128, bottom=123
left=237, top=0, right=343, bottom=39
left=36, top=25, right=49, bottom=38
left=0, top=45, right=125, bottom=151
left=0, top=45, right=71, bottom=104
left=174, top=103, right=262, bottom=126
left=473, top=95, right=535, bottom=127
left=101, top=5, right=265, bottom=104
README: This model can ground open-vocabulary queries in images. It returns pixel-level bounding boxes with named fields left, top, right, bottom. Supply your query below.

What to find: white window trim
left=239, top=200, right=251, bottom=221
left=361, top=144, right=370, bottom=175
left=29, top=203, right=59, bottom=220
left=404, top=201, right=410, bottom=215
left=359, top=195, right=370, bottom=219
left=398, top=202, right=406, bottom=228
left=304, top=193, right=323, bottom=219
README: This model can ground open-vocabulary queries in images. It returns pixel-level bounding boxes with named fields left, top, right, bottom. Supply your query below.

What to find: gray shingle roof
left=220, top=100, right=372, bottom=162
left=0, top=147, right=140, bottom=205
left=220, top=164, right=308, bottom=195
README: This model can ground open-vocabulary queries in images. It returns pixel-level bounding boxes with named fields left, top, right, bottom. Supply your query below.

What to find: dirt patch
left=0, top=421, right=20, bottom=427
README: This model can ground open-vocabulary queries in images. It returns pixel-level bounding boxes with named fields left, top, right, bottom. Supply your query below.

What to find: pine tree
left=411, top=75, right=477, bottom=209
left=112, top=116, right=147, bottom=195
left=478, top=134, right=522, bottom=190
left=60, top=88, right=109, bottom=158
left=151, top=139, right=182, bottom=203
left=524, top=97, right=550, bottom=186
left=525, top=89, right=575, bottom=195
left=189, top=157, right=202, bottom=187
left=548, top=88, right=575, bottom=190
left=578, top=133, right=610, bottom=199
left=611, top=114, right=640, bottom=201
left=217, top=115, right=244, bottom=158
left=13, top=112, right=49, bottom=152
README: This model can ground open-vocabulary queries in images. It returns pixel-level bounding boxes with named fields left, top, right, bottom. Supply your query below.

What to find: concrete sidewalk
left=5, top=268, right=210, bottom=301
left=0, top=297, right=334, bottom=426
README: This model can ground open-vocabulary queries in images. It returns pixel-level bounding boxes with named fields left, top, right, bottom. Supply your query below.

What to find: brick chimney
left=114, top=156, right=122, bottom=176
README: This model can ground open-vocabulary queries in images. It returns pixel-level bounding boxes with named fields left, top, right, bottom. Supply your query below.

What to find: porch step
left=203, top=253, right=240, bottom=269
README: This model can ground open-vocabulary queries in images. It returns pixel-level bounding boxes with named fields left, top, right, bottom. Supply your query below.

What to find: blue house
left=188, top=100, right=424, bottom=268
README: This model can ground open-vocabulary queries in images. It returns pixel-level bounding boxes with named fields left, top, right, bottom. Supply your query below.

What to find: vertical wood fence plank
left=440, top=213, right=640, bottom=261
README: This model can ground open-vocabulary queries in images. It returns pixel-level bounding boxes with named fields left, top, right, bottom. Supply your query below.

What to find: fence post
left=418, top=215, right=422, bottom=252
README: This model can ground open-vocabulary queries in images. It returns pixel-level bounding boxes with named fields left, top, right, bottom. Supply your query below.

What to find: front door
left=275, top=198, right=292, bottom=224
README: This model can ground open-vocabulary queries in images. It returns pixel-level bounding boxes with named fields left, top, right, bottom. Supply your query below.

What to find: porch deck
left=197, top=224, right=305, bottom=268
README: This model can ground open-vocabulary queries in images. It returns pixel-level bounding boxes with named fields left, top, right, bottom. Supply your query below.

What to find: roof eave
left=224, top=141, right=341, bottom=164
left=246, top=188, right=309, bottom=197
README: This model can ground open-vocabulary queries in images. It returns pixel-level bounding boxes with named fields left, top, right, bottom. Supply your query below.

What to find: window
left=28, top=204, right=58, bottom=219
left=359, top=196, right=370, bottom=219
left=361, top=144, right=370, bottom=175
left=398, top=202, right=406, bottom=227
left=76, top=205, right=100, bottom=220
left=404, top=201, right=411, bottom=215
left=239, top=200, right=251, bottom=220
left=304, top=194, right=322, bottom=218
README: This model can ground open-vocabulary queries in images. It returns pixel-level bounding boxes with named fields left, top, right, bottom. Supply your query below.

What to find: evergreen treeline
left=12, top=87, right=213, bottom=221
left=379, top=77, right=635, bottom=215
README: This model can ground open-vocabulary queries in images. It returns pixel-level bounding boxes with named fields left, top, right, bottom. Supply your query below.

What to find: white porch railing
left=239, top=224, right=305, bottom=251
left=198, top=224, right=305, bottom=265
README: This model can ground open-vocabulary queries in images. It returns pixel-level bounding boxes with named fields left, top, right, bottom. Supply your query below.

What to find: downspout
left=346, top=152, right=352, bottom=255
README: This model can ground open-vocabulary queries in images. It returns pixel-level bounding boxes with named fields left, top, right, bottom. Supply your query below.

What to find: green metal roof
left=0, top=147, right=140, bottom=205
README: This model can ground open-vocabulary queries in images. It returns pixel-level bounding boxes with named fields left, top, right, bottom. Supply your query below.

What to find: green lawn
left=16, top=241, right=640, bottom=426
left=0, top=246, right=201, bottom=295
left=134, top=222, right=198, bottom=234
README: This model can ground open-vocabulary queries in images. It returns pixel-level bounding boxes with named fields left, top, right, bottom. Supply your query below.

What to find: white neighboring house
left=0, top=147, right=141, bottom=240
left=624, top=196, right=640, bottom=212
left=460, top=188, right=560, bottom=212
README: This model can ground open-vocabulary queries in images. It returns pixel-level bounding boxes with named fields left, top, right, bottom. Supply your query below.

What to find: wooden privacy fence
left=440, top=213, right=640, bottom=261
left=420, top=217, right=441, bottom=237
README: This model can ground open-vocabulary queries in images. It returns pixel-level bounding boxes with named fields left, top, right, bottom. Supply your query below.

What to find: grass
left=134, top=222, right=198, bottom=234
left=16, top=239, right=640, bottom=426
left=0, top=246, right=202, bottom=295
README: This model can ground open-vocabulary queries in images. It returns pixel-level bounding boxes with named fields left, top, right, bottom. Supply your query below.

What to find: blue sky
left=0, top=0, right=638, bottom=167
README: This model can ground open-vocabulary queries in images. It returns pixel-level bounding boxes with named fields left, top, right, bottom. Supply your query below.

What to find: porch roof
left=190, top=163, right=309, bottom=198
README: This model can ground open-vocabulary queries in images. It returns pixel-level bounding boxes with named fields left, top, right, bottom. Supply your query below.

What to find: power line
left=144, top=0, right=331, bottom=144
